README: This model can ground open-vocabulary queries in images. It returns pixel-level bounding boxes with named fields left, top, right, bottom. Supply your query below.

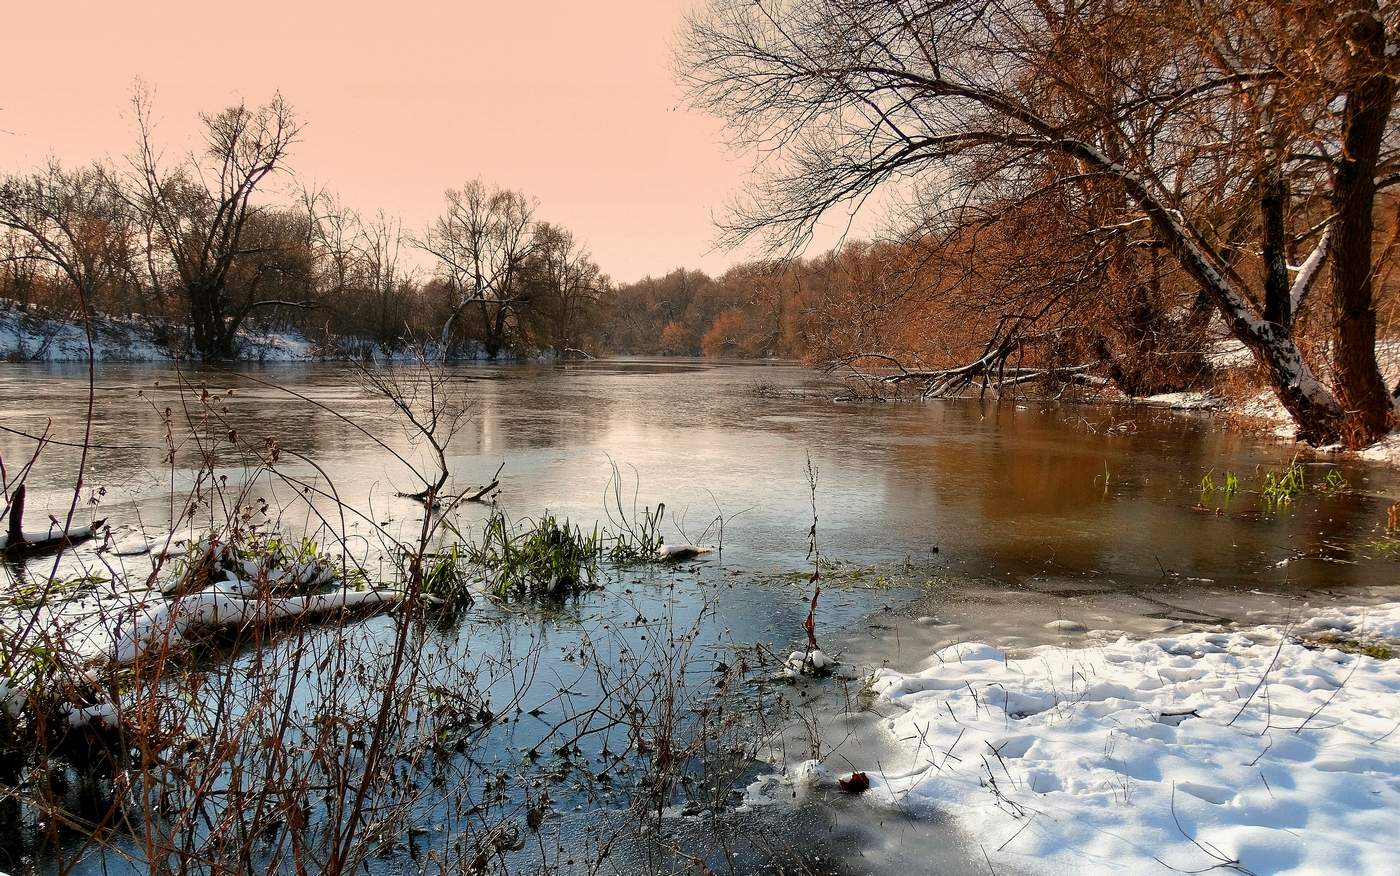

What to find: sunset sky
left=0, top=1, right=868, bottom=283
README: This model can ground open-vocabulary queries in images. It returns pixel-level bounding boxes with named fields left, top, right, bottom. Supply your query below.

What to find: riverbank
left=774, top=597, right=1400, bottom=876
left=0, top=301, right=550, bottom=363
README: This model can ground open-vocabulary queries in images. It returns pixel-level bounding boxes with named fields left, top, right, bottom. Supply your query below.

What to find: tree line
left=677, top=0, right=1400, bottom=448
left=0, top=89, right=616, bottom=361
left=0, top=87, right=883, bottom=365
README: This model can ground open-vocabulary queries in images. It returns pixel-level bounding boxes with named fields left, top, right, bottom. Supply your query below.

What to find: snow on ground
left=1207, top=337, right=1255, bottom=370
left=1, top=303, right=555, bottom=363
left=2, top=305, right=172, bottom=361
left=1136, top=391, right=1224, bottom=411
left=792, top=603, right=1400, bottom=875
left=0, top=304, right=316, bottom=362
left=1356, top=433, right=1400, bottom=468
left=1234, top=389, right=1298, bottom=439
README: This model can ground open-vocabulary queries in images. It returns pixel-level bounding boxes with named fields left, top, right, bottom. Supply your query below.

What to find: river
left=2, top=359, right=1397, bottom=875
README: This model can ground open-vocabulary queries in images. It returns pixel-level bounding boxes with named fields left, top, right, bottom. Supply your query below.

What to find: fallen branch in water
left=399, top=461, right=503, bottom=506
left=826, top=328, right=1104, bottom=400
left=1, top=484, right=106, bottom=559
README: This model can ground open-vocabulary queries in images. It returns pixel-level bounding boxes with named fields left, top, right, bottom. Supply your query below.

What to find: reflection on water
left=2, top=359, right=1398, bottom=875
left=4, top=359, right=1396, bottom=593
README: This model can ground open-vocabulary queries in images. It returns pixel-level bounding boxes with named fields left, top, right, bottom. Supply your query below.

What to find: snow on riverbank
left=1, top=304, right=318, bottom=362
left=798, top=603, right=1400, bottom=875
left=0, top=302, right=554, bottom=363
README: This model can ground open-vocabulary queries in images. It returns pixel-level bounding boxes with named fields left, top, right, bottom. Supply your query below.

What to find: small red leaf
left=838, top=771, right=870, bottom=794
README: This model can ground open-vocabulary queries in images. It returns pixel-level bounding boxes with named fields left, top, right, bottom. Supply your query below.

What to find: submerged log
left=1, top=485, right=105, bottom=559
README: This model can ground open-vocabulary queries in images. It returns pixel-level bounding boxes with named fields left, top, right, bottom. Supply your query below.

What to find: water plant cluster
left=467, top=511, right=602, bottom=599
left=1261, top=458, right=1308, bottom=506
left=1199, top=456, right=1355, bottom=509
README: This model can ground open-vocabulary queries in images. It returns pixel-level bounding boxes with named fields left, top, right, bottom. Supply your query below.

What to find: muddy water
left=2, top=359, right=1398, bottom=875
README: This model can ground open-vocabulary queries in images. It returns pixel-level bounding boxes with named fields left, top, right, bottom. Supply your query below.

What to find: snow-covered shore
left=1, top=304, right=317, bottom=362
left=789, top=603, right=1400, bottom=875
left=0, top=302, right=550, bottom=363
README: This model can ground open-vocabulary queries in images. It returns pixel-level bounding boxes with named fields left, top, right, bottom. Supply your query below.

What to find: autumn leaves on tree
left=680, top=0, right=1400, bottom=446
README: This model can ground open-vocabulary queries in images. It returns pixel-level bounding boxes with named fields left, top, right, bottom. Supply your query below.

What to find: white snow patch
left=108, top=587, right=404, bottom=666
left=1356, top=433, right=1400, bottom=467
left=837, top=603, right=1400, bottom=875
left=655, top=543, right=713, bottom=562
left=1137, top=391, right=1223, bottom=411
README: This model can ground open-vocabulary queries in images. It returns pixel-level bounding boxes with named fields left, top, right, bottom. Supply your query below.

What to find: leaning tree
left=682, top=0, right=1399, bottom=445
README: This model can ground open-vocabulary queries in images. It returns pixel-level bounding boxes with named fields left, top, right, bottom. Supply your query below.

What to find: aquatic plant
left=1261, top=456, right=1307, bottom=506
left=1199, top=468, right=1240, bottom=500
left=602, top=457, right=668, bottom=563
left=420, top=542, right=473, bottom=607
left=0, top=573, right=109, bottom=611
left=1224, top=470, right=1240, bottom=495
left=786, top=454, right=836, bottom=678
left=469, top=510, right=601, bottom=599
left=608, top=501, right=666, bottom=564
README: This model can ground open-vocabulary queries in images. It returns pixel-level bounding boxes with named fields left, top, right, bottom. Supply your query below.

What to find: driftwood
left=398, top=461, right=503, bottom=507
left=827, top=347, right=1102, bottom=401
left=1, top=484, right=105, bottom=559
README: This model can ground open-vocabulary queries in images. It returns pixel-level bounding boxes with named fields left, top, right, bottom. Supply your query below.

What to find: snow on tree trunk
left=1065, top=141, right=1346, bottom=443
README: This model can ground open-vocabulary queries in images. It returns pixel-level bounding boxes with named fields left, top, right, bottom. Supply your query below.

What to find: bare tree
left=526, top=221, right=606, bottom=352
left=0, top=161, right=131, bottom=328
left=416, top=179, right=537, bottom=357
left=130, top=89, right=308, bottom=359
left=359, top=210, right=412, bottom=345
left=681, top=0, right=1400, bottom=445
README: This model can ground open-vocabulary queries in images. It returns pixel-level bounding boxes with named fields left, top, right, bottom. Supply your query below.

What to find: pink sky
left=0, top=1, right=866, bottom=282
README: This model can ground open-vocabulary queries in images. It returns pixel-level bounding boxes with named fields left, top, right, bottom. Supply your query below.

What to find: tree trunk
left=1328, top=0, right=1396, bottom=446
left=1261, top=161, right=1292, bottom=329
left=5, top=484, right=23, bottom=548
left=189, top=282, right=224, bottom=359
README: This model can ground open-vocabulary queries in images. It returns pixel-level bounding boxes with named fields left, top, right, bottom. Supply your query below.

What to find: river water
left=2, top=359, right=1398, bottom=874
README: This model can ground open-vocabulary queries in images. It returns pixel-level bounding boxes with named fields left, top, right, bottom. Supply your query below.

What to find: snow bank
left=823, top=605, right=1400, bottom=875
left=1, top=306, right=171, bottom=361
left=1356, top=433, right=1400, bottom=467
left=1136, top=391, right=1224, bottom=411
left=1, top=300, right=563, bottom=362
left=110, top=587, right=405, bottom=665
left=0, top=305, right=320, bottom=362
left=1296, top=601, right=1400, bottom=643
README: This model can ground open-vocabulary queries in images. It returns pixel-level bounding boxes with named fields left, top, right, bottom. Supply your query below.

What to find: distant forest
left=0, top=90, right=829, bottom=363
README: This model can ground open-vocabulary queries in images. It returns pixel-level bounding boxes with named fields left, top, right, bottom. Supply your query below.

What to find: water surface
left=3, top=359, right=1398, bottom=875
